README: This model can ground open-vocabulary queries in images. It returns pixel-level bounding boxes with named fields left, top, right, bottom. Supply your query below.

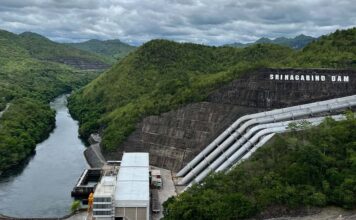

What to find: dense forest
left=0, top=29, right=111, bottom=172
left=69, top=28, right=356, bottom=152
left=163, top=113, right=356, bottom=219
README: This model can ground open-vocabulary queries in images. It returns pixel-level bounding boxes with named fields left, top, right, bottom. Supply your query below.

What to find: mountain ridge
left=226, top=34, right=316, bottom=49
left=66, top=39, right=136, bottom=62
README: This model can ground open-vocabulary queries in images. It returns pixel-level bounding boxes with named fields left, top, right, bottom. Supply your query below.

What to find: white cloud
left=0, top=0, right=355, bottom=45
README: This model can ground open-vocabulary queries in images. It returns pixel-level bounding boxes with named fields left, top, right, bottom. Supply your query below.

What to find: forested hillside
left=67, top=39, right=136, bottom=62
left=163, top=113, right=356, bottom=219
left=0, top=29, right=109, bottom=171
left=69, top=28, right=356, bottom=152
left=68, top=40, right=293, bottom=149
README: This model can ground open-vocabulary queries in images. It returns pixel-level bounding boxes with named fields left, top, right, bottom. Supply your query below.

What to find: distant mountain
left=67, top=39, right=136, bottom=61
left=18, top=32, right=112, bottom=69
left=227, top=34, right=316, bottom=49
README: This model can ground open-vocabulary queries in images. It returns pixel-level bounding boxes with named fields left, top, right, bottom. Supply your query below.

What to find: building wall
left=115, top=207, right=148, bottom=220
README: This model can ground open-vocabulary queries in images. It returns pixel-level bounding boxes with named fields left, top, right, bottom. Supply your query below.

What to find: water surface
left=0, top=95, right=88, bottom=217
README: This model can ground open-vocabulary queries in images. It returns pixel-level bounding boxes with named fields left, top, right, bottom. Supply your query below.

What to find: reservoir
left=0, top=95, right=88, bottom=218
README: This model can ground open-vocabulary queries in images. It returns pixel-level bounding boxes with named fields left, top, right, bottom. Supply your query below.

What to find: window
left=94, top=203, right=112, bottom=209
left=94, top=197, right=111, bottom=202
left=93, top=210, right=112, bottom=216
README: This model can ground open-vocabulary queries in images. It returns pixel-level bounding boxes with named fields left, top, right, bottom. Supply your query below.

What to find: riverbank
left=0, top=95, right=88, bottom=217
left=0, top=98, right=56, bottom=173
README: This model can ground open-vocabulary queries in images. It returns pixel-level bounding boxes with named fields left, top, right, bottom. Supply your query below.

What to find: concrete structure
left=91, top=153, right=150, bottom=220
left=114, top=153, right=150, bottom=220
left=93, top=176, right=117, bottom=219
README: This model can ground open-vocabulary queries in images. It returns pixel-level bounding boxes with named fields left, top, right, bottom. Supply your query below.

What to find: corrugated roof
left=115, top=153, right=150, bottom=207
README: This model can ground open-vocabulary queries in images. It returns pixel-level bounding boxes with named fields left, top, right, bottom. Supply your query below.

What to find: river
left=0, top=95, right=88, bottom=218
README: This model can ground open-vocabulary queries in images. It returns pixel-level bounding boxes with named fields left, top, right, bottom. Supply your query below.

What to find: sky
left=0, top=0, right=355, bottom=46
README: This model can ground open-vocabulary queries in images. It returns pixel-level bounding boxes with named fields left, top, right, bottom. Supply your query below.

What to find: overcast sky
left=0, top=0, right=355, bottom=45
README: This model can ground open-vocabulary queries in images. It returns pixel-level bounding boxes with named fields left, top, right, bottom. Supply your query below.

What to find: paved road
left=152, top=167, right=177, bottom=220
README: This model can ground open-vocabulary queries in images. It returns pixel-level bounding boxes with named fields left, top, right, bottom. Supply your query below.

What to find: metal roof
left=115, top=153, right=149, bottom=207
left=94, top=176, right=117, bottom=197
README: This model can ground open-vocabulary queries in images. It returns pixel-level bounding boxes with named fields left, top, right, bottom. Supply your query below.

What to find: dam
left=105, top=68, right=356, bottom=173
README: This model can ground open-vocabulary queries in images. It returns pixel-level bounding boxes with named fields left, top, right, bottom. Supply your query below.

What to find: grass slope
left=67, top=39, right=136, bottom=62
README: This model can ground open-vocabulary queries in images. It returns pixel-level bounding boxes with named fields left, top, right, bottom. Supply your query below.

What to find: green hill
left=68, top=27, right=356, bottom=218
left=0, top=29, right=107, bottom=171
left=227, top=34, right=316, bottom=50
left=69, top=28, right=356, bottom=152
left=67, top=39, right=136, bottom=62
left=18, top=32, right=113, bottom=69
left=68, top=41, right=293, bottom=149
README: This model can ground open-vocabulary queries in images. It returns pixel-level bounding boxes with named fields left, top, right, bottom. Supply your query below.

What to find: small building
left=93, top=176, right=117, bottom=220
left=114, top=153, right=150, bottom=220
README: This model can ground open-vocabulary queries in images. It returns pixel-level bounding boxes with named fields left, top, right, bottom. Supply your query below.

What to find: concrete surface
left=66, top=211, right=87, bottom=220
left=84, top=143, right=106, bottom=168
left=151, top=167, right=177, bottom=220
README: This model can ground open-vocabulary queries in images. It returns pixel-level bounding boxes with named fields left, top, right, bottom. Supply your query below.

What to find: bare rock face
left=106, top=68, right=356, bottom=172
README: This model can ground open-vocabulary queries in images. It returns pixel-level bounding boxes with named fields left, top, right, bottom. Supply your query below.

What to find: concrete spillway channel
left=177, top=95, right=356, bottom=187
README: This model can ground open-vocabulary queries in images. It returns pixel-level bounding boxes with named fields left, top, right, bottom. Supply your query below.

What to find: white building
left=92, top=152, right=150, bottom=220
left=93, top=176, right=117, bottom=220
left=114, top=153, right=150, bottom=220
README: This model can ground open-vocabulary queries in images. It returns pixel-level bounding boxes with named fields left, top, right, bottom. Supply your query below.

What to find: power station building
left=93, top=152, right=150, bottom=220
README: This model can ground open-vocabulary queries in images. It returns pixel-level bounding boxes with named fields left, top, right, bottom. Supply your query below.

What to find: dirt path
left=0, top=103, right=10, bottom=118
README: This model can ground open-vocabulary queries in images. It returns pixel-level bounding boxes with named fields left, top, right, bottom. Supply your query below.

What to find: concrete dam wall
left=105, top=68, right=356, bottom=172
